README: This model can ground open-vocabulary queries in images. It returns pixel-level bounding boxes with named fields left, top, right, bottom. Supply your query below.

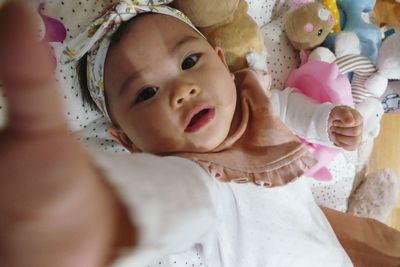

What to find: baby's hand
left=0, top=2, right=135, bottom=266
left=328, top=106, right=363, bottom=151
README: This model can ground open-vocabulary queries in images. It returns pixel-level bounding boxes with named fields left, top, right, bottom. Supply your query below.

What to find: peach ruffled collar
left=175, top=69, right=316, bottom=187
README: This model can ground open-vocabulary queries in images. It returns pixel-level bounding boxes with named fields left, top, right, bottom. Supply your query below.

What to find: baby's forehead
left=122, top=13, right=200, bottom=42
left=109, top=16, right=204, bottom=62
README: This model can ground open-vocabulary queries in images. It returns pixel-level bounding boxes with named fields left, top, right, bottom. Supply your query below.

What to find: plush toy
left=284, top=1, right=334, bottom=51
left=323, top=0, right=382, bottom=63
left=37, top=2, right=67, bottom=43
left=309, top=32, right=386, bottom=137
left=311, top=31, right=400, bottom=105
left=285, top=32, right=390, bottom=180
left=285, top=60, right=353, bottom=181
left=34, top=2, right=66, bottom=69
left=285, top=30, right=398, bottom=222
left=377, top=32, right=400, bottom=113
left=172, top=0, right=266, bottom=72
left=321, top=0, right=341, bottom=33
left=374, top=32, right=400, bottom=82
left=284, top=1, right=335, bottom=66
left=373, top=0, right=400, bottom=32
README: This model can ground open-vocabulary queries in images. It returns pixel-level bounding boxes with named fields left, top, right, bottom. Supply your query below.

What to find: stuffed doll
left=373, top=0, right=400, bottom=32
left=284, top=1, right=335, bottom=64
left=323, top=0, right=382, bottom=63
left=284, top=1, right=334, bottom=52
left=172, top=0, right=266, bottom=72
left=37, top=2, right=66, bottom=43
left=285, top=60, right=353, bottom=181
left=286, top=31, right=399, bottom=222
left=321, top=0, right=341, bottom=33
left=377, top=32, right=400, bottom=113
left=310, top=31, right=400, bottom=105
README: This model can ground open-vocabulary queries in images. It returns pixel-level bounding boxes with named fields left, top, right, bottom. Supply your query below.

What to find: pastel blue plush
left=323, top=0, right=381, bottom=63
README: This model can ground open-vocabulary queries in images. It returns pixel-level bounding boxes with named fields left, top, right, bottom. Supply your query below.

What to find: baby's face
left=104, top=14, right=237, bottom=154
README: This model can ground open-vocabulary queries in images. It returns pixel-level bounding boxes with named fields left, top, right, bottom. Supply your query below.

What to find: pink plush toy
left=35, top=2, right=67, bottom=68
left=38, top=2, right=67, bottom=43
left=285, top=60, right=353, bottom=181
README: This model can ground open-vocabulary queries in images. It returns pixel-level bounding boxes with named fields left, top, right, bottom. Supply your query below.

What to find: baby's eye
left=135, top=86, right=159, bottom=103
left=181, top=54, right=200, bottom=70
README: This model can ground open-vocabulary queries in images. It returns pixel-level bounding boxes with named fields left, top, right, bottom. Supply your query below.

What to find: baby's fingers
left=0, top=2, right=65, bottom=134
left=331, top=133, right=361, bottom=151
left=330, top=125, right=362, bottom=137
left=330, top=106, right=363, bottom=127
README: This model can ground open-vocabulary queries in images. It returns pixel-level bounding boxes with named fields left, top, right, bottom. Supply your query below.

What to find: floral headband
left=61, top=0, right=203, bottom=122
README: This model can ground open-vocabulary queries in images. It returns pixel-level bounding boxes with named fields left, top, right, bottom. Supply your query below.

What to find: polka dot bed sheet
left=0, top=0, right=357, bottom=213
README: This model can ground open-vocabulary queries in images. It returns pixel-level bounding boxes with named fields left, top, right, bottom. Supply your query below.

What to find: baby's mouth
left=185, top=107, right=215, bottom=133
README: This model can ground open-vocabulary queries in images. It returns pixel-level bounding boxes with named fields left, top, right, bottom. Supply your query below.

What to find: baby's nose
left=171, top=83, right=200, bottom=108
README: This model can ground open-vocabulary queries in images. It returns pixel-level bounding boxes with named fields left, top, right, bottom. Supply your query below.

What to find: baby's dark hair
left=77, top=15, right=147, bottom=110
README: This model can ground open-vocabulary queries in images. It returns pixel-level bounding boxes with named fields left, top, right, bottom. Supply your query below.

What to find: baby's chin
left=183, top=129, right=231, bottom=153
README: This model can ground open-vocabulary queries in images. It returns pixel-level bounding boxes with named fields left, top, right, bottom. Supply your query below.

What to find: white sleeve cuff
left=271, top=88, right=336, bottom=147
left=89, top=150, right=217, bottom=267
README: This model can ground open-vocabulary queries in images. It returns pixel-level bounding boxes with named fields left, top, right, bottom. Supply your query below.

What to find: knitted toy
left=172, top=0, right=266, bottom=72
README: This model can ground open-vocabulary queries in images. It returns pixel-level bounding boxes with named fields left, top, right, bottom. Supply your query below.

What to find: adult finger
left=0, top=1, right=66, bottom=133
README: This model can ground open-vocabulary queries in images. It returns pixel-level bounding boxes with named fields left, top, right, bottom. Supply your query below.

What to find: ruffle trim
left=194, top=146, right=317, bottom=188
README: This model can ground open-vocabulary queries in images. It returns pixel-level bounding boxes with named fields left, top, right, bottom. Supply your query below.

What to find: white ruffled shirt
left=89, top=88, right=354, bottom=267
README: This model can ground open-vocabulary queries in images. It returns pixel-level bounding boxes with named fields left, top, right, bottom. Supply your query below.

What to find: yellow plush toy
left=321, top=0, right=341, bottom=33
left=172, top=0, right=266, bottom=72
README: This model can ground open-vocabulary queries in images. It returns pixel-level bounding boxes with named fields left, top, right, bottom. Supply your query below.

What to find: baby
left=68, top=1, right=363, bottom=188
left=71, top=5, right=362, bottom=156
left=1, top=1, right=400, bottom=267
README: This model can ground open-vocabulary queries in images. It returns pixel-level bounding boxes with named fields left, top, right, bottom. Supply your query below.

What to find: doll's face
left=286, top=3, right=334, bottom=50
left=104, top=14, right=237, bottom=154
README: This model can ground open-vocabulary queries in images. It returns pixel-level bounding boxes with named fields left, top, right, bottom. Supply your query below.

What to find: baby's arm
left=0, top=2, right=215, bottom=267
left=270, top=88, right=362, bottom=150
left=91, top=152, right=217, bottom=267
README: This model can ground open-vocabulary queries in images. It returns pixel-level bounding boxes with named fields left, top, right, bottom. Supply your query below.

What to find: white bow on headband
left=60, top=0, right=202, bottom=122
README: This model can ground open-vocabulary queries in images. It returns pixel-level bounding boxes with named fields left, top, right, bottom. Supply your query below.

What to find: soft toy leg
left=348, top=169, right=399, bottom=223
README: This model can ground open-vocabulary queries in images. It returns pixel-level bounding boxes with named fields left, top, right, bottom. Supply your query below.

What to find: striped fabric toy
left=321, top=0, right=341, bottom=33
left=334, top=54, right=377, bottom=103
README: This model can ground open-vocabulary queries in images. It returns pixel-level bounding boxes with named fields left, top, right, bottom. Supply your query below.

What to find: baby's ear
left=214, top=46, right=234, bottom=78
left=108, top=127, right=141, bottom=153
left=214, top=46, right=228, bottom=67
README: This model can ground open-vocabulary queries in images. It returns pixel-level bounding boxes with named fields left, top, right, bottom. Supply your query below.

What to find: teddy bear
left=172, top=0, right=266, bottom=72
left=373, top=0, right=400, bottom=32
